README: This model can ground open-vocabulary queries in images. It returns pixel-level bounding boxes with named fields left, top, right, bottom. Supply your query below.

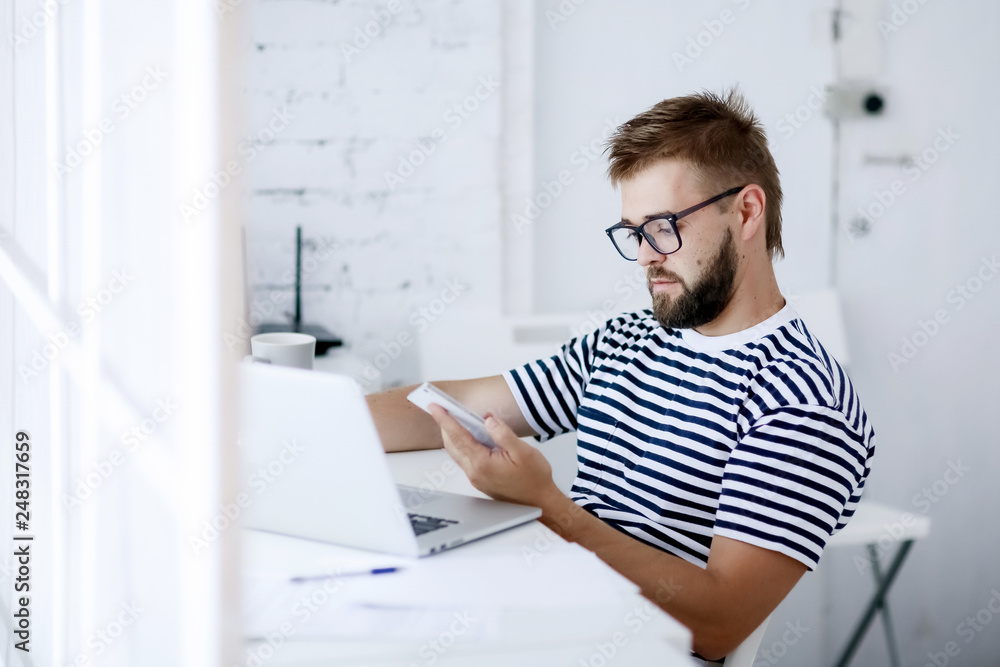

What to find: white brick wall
left=245, top=0, right=504, bottom=389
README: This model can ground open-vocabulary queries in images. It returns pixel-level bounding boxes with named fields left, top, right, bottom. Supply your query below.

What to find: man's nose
left=636, top=235, right=667, bottom=267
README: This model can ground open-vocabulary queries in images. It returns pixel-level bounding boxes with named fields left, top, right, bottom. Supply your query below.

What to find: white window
left=1, top=2, right=243, bottom=665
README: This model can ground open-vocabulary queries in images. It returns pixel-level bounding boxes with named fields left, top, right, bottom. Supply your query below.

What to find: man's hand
left=426, top=404, right=562, bottom=509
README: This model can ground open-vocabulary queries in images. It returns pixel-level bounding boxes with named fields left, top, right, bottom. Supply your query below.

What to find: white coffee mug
left=249, top=332, right=316, bottom=370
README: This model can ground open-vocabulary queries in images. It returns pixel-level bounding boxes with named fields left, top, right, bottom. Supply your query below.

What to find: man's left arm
left=427, top=405, right=807, bottom=661
left=535, top=492, right=806, bottom=659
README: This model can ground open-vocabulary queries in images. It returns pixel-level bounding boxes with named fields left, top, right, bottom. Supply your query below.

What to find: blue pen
left=290, top=567, right=403, bottom=583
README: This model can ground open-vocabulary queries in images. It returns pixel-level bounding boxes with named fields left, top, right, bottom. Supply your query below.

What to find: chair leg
left=833, top=540, right=914, bottom=667
left=867, top=543, right=903, bottom=667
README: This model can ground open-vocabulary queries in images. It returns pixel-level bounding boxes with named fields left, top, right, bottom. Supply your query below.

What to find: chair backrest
left=723, top=614, right=772, bottom=667
left=785, top=288, right=850, bottom=367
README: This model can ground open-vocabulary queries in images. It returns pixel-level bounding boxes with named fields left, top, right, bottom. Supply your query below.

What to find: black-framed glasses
left=604, top=185, right=747, bottom=261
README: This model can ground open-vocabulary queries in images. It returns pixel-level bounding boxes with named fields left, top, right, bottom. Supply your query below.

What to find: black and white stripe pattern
left=503, top=306, right=875, bottom=570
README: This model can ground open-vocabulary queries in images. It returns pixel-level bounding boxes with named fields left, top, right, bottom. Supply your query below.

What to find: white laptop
left=238, top=363, right=541, bottom=557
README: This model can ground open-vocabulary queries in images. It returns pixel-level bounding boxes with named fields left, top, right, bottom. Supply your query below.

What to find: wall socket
left=823, top=81, right=887, bottom=119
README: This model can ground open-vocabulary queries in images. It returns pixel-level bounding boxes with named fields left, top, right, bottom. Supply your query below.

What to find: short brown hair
left=606, top=88, right=784, bottom=259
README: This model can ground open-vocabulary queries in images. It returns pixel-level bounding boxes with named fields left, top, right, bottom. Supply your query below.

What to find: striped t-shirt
left=502, top=305, right=875, bottom=570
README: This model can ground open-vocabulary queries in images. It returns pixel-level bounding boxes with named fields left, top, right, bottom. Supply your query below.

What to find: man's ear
left=737, top=184, right=766, bottom=244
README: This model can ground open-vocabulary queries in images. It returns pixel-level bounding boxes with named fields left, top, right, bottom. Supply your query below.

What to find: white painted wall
left=245, top=0, right=504, bottom=390
left=246, top=1, right=1000, bottom=664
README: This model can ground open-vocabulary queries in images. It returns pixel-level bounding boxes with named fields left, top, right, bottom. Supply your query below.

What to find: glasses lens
left=609, top=226, right=642, bottom=260
left=645, top=219, right=679, bottom=254
left=609, top=220, right=678, bottom=259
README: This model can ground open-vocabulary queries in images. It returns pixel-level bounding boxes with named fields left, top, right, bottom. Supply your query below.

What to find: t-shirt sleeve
left=713, top=404, right=874, bottom=570
left=501, top=325, right=604, bottom=442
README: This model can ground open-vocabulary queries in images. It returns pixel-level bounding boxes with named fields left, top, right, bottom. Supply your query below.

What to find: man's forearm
left=366, top=384, right=444, bottom=452
left=535, top=491, right=741, bottom=659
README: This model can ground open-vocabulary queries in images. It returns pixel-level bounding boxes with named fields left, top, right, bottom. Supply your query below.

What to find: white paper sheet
left=327, top=543, right=629, bottom=609
left=243, top=569, right=501, bottom=641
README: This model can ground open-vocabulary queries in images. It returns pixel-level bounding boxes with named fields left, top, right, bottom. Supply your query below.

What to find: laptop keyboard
left=408, top=513, right=459, bottom=536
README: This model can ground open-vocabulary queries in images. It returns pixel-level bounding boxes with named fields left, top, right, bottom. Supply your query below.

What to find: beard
left=648, top=227, right=738, bottom=330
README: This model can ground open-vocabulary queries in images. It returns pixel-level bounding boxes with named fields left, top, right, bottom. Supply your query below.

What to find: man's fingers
left=484, top=413, right=525, bottom=454
left=484, top=413, right=513, bottom=435
left=427, top=403, right=481, bottom=469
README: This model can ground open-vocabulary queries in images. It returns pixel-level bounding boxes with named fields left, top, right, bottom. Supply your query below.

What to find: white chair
left=825, top=501, right=931, bottom=666
left=718, top=614, right=772, bottom=667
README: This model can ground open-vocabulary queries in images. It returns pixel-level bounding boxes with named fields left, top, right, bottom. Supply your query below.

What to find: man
left=367, top=88, right=875, bottom=661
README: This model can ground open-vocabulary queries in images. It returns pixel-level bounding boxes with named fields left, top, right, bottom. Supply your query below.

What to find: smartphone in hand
left=407, top=382, right=499, bottom=450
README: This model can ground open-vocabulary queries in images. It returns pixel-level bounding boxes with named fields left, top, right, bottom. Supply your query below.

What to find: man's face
left=618, top=160, right=739, bottom=330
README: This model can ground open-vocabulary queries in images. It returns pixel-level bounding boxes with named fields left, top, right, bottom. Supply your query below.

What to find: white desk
left=242, top=448, right=695, bottom=666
